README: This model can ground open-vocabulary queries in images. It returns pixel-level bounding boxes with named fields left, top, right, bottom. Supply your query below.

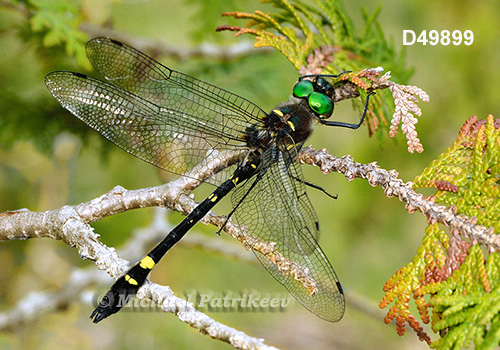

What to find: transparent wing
left=45, top=71, right=247, bottom=177
left=85, top=38, right=266, bottom=128
left=230, top=141, right=344, bottom=322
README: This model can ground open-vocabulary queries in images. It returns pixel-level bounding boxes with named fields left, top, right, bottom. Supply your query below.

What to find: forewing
left=85, top=37, right=266, bottom=130
left=231, top=143, right=344, bottom=322
left=45, top=71, right=245, bottom=176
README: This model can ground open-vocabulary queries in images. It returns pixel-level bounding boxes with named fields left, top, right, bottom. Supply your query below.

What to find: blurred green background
left=0, top=0, right=499, bottom=349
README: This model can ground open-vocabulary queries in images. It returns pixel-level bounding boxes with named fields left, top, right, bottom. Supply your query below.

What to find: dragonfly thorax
left=272, top=98, right=315, bottom=144
left=244, top=98, right=314, bottom=152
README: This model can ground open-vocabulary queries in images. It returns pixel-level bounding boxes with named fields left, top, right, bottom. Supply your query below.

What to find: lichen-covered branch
left=140, top=282, right=280, bottom=350
left=298, top=146, right=499, bottom=251
left=0, top=204, right=279, bottom=349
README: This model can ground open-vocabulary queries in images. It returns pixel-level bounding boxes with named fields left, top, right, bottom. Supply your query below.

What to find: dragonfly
left=44, top=37, right=371, bottom=323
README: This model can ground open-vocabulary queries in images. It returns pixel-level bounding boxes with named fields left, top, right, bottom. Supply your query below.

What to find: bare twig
left=298, top=146, right=500, bottom=251
left=0, top=268, right=101, bottom=332
left=80, top=24, right=272, bottom=61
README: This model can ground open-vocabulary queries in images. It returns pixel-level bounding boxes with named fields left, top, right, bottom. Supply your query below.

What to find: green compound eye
left=292, top=80, right=314, bottom=98
left=308, top=92, right=333, bottom=115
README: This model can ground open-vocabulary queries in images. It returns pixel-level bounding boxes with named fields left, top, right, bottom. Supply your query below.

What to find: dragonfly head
left=292, top=72, right=352, bottom=120
left=292, top=76, right=336, bottom=119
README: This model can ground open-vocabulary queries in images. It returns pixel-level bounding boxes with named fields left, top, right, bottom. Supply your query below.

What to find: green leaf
left=28, top=0, right=89, bottom=68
